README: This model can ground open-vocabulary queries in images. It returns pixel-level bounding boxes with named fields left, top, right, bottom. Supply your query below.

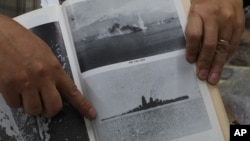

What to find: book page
left=41, top=0, right=60, bottom=7
left=62, top=0, right=225, bottom=140
left=0, top=6, right=89, bottom=140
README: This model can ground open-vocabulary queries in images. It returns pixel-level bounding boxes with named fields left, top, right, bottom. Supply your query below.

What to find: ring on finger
left=216, top=39, right=230, bottom=55
left=218, top=39, right=230, bottom=47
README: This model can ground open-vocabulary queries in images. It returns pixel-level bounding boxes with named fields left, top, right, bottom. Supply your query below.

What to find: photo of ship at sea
left=83, top=53, right=212, bottom=141
left=66, top=0, right=185, bottom=72
left=101, top=95, right=189, bottom=121
left=95, top=97, right=210, bottom=141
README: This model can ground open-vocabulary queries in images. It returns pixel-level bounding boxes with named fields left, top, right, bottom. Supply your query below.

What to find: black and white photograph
left=83, top=53, right=212, bottom=141
left=0, top=22, right=89, bottom=141
left=66, top=0, right=185, bottom=72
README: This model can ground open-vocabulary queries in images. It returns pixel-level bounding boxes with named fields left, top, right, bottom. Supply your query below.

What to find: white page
left=62, top=0, right=225, bottom=141
left=41, top=0, right=60, bottom=7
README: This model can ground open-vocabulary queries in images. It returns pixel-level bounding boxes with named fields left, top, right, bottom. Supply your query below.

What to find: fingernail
left=88, top=108, right=97, bottom=119
left=209, top=73, right=219, bottom=84
left=187, top=56, right=196, bottom=63
left=199, top=69, right=208, bottom=80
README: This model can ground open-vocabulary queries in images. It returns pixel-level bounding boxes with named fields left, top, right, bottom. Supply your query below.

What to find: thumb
left=56, top=71, right=96, bottom=120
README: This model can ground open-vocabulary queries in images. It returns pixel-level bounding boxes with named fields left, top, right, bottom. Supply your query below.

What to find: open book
left=0, top=0, right=229, bottom=140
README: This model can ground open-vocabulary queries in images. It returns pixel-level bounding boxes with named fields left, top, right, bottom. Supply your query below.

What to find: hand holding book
left=185, top=0, right=245, bottom=85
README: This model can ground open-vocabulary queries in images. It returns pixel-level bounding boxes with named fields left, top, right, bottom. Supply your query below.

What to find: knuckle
left=50, top=58, right=62, bottom=70
left=18, top=72, right=31, bottom=88
left=186, top=47, right=199, bottom=57
left=190, top=3, right=219, bottom=16
left=31, top=59, right=62, bottom=79
left=190, top=3, right=199, bottom=11
left=222, top=10, right=233, bottom=22
left=203, top=41, right=217, bottom=49
left=1, top=70, right=30, bottom=87
left=67, top=84, right=90, bottom=110
left=207, top=5, right=219, bottom=15
left=198, top=58, right=211, bottom=68
left=190, top=3, right=203, bottom=13
left=32, top=59, right=61, bottom=74
left=32, top=62, right=48, bottom=76
left=185, top=30, right=201, bottom=41
left=78, top=97, right=89, bottom=109
left=197, top=56, right=213, bottom=69
left=192, top=5, right=219, bottom=15
left=69, top=84, right=80, bottom=97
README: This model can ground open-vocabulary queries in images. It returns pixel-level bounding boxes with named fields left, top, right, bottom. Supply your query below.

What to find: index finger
left=56, top=71, right=96, bottom=120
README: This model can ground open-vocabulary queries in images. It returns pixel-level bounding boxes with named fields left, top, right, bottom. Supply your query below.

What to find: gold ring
left=216, top=39, right=230, bottom=55
left=218, top=39, right=230, bottom=47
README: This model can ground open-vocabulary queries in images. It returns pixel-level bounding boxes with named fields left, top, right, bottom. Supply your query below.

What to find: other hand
left=185, top=0, right=245, bottom=85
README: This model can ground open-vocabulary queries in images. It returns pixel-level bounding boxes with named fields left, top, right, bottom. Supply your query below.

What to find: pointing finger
left=57, top=71, right=96, bottom=120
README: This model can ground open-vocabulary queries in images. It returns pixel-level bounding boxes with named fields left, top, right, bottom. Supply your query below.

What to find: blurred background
left=218, top=5, right=250, bottom=125
left=0, top=0, right=41, bottom=17
left=0, top=0, right=65, bottom=17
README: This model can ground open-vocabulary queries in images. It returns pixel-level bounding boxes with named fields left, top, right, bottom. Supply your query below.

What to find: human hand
left=185, top=0, right=245, bottom=85
left=0, top=14, right=96, bottom=120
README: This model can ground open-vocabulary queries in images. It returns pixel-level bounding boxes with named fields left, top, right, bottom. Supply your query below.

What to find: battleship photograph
left=65, top=0, right=185, bottom=72
left=101, top=95, right=189, bottom=121
left=83, top=54, right=212, bottom=141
